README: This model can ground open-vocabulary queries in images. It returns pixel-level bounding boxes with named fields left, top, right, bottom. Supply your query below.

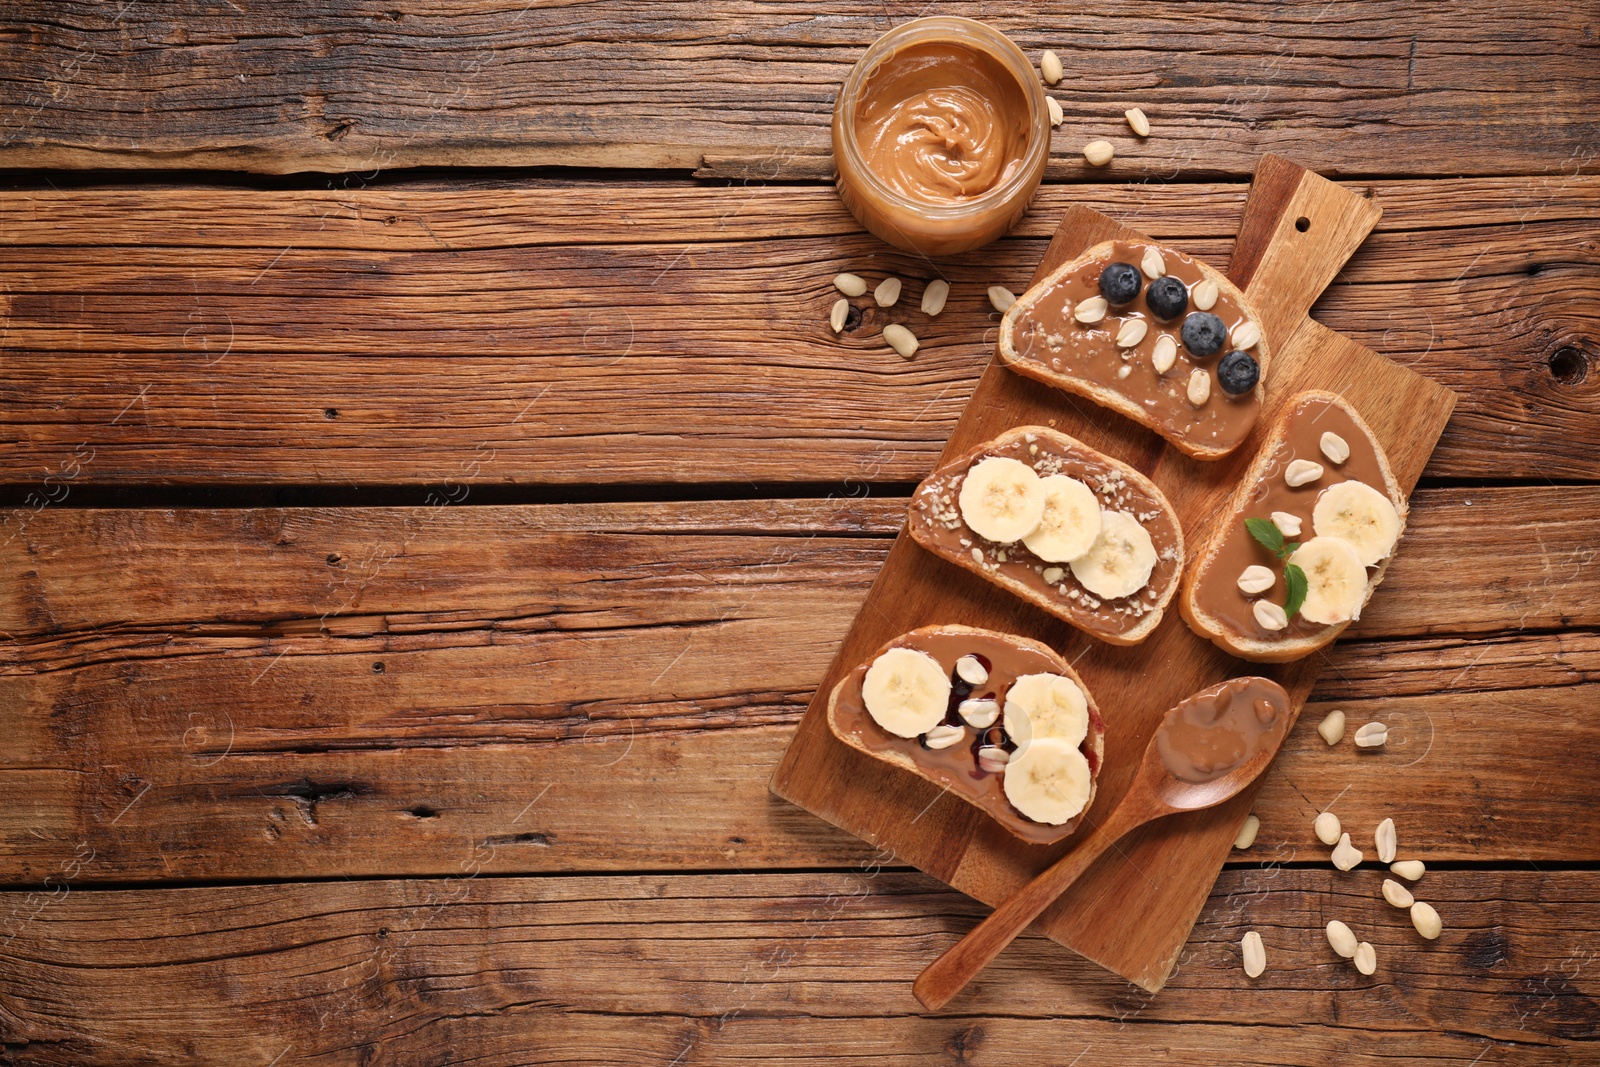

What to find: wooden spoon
left=913, top=676, right=1292, bottom=1011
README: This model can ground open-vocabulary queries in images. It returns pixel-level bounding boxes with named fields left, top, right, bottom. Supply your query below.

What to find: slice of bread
left=999, top=239, right=1271, bottom=460
left=907, top=426, right=1184, bottom=646
left=1180, top=390, right=1408, bottom=662
left=826, top=624, right=1105, bottom=845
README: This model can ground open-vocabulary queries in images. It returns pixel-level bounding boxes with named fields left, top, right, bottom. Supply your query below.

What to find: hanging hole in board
left=1294, top=217, right=1311, bottom=233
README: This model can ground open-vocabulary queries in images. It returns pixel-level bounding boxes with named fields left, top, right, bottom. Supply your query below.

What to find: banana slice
left=1003, top=673, right=1089, bottom=753
left=1312, top=480, right=1401, bottom=566
left=860, top=647, right=951, bottom=738
left=1288, top=536, right=1369, bottom=625
left=1003, top=737, right=1093, bottom=824
left=1020, top=475, right=1102, bottom=563
left=1069, top=510, right=1157, bottom=599
left=958, top=456, right=1046, bottom=543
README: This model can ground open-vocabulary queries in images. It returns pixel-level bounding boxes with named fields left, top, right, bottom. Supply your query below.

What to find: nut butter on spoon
left=913, top=676, right=1292, bottom=1011
left=833, top=17, right=1050, bottom=255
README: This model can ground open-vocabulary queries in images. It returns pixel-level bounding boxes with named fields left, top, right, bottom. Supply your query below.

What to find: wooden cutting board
left=770, top=155, right=1458, bottom=994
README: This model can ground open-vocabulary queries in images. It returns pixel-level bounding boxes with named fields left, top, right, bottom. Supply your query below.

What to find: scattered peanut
left=1285, top=459, right=1324, bottom=487
left=1074, top=296, right=1108, bottom=324
left=1320, top=431, right=1351, bottom=464
left=1083, top=140, right=1115, bottom=167
left=1382, top=878, right=1415, bottom=908
left=1391, top=859, right=1426, bottom=881
left=1354, top=941, right=1377, bottom=975
left=1125, top=106, right=1151, bottom=137
left=1314, top=811, right=1343, bottom=846
left=959, top=698, right=1000, bottom=729
left=921, top=279, right=950, bottom=317
left=1411, top=900, right=1443, bottom=940
left=1192, top=278, right=1219, bottom=311
left=883, top=323, right=919, bottom=360
left=955, top=654, right=987, bottom=686
left=1237, top=565, right=1276, bottom=595
left=833, top=272, right=867, bottom=297
left=1151, top=334, right=1178, bottom=374
left=1355, top=721, right=1389, bottom=748
left=977, top=745, right=1011, bottom=773
left=1375, top=817, right=1398, bottom=864
left=1047, top=96, right=1064, bottom=127
left=1234, top=814, right=1261, bottom=850
left=987, top=285, right=1017, bottom=313
left=1115, top=318, right=1149, bottom=347
left=1316, top=710, right=1346, bottom=746
left=924, top=724, right=965, bottom=750
left=1272, top=511, right=1303, bottom=537
left=1253, top=599, right=1288, bottom=631
left=1040, top=49, right=1064, bottom=85
left=1187, top=367, right=1211, bottom=406
left=1140, top=245, right=1166, bottom=279
left=1230, top=320, right=1262, bottom=350
left=829, top=298, right=850, bottom=334
left=875, top=276, right=902, bottom=307
left=1332, top=832, right=1364, bottom=871
left=1242, top=930, right=1266, bottom=977
left=1326, top=920, right=1358, bottom=958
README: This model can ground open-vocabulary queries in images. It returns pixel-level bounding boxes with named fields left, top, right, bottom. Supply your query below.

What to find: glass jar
left=832, top=17, right=1050, bottom=257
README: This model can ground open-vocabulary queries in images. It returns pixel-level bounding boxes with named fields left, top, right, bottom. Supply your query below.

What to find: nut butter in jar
left=833, top=17, right=1050, bottom=256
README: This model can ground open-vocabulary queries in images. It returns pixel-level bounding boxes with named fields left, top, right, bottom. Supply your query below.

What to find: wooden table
left=1, top=5, right=1596, bottom=1064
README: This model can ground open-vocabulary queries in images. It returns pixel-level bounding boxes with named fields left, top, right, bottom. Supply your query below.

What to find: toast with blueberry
left=999, top=239, right=1270, bottom=460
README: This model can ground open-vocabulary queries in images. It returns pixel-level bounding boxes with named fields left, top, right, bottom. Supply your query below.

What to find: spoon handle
left=913, top=802, right=1146, bottom=1011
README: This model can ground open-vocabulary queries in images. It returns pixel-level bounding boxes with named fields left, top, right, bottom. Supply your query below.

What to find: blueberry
left=1217, top=350, right=1260, bottom=395
left=1181, top=312, right=1227, bottom=358
left=1145, top=276, right=1188, bottom=320
left=1098, top=261, right=1143, bottom=305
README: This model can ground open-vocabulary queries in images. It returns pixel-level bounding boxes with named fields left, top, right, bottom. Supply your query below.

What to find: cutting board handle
left=1229, top=155, right=1383, bottom=345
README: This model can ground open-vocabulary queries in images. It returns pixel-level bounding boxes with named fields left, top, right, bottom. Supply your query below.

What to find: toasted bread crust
left=907, top=426, right=1184, bottom=646
left=1179, top=390, right=1408, bottom=662
left=825, top=624, right=1104, bottom=843
left=998, top=240, right=1271, bottom=460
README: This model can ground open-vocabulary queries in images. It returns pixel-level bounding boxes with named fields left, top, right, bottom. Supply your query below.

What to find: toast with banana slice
left=907, top=426, right=1184, bottom=646
left=999, top=239, right=1270, bottom=460
left=826, top=624, right=1105, bottom=844
left=1180, top=390, right=1408, bottom=662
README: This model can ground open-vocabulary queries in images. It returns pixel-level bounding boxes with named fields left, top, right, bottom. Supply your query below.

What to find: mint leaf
left=1245, top=517, right=1285, bottom=557
left=1283, top=563, right=1309, bottom=619
left=1284, top=541, right=1300, bottom=557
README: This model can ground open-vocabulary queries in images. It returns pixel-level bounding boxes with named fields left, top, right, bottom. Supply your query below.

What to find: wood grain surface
left=2, top=870, right=1594, bottom=1065
left=3, top=493, right=1596, bottom=884
left=1, top=2, right=1596, bottom=181
left=1, top=178, right=1595, bottom=488
left=1, top=3, right=1596, bottom=1062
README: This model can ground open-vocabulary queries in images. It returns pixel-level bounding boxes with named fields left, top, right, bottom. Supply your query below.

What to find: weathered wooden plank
left=3, top=677, right=1595, bottom=881
left=1, top=181, right=1595, bottom=486
left=1, top=870, right=1594, bottom=1065
left=3, top=180, right=1595, bottom=248
left=1, top=2, right=1596, bottom=181
left=8, top=491, right=1593, bottom=644
left=2, top=492, right=1595, bottom=881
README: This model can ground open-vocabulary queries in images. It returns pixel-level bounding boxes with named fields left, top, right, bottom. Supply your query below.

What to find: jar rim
left=834, top=17, right=1050, bottom=221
